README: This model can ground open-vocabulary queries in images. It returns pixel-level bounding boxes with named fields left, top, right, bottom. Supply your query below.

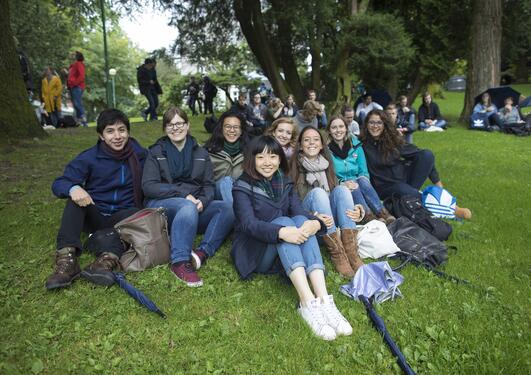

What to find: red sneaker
left=170, top=262, right=203, bottom=287
left=191, top=249, right=208, bottom=270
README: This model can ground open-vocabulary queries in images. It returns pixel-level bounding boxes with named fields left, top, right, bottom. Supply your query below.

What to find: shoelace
left=321, top=302, right=343, bottom=322
left=56, top=254, right=75, bottom=273
left=181, top=262, right=196, bottom=274
left=308, top=304, right=328, bottom=326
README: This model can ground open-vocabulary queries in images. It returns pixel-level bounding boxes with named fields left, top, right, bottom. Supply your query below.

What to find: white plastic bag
left=357, top=220, right=400, bottom=259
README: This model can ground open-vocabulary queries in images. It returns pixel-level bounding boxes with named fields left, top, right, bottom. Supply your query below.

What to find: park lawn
left=0, top=87, right=530, bottom=375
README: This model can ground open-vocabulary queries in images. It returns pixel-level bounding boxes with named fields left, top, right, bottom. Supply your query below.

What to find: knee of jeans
left=177, top=199, right=199, bottom=219
left=309, top=187, right=329, bottom=201
left=332, top=185, right=351, bottom=197
left=291, top=215, right=308, bottom=227
left=271, top=216, right=295, bottom=226
left=419, top=149, right=434, bottom=163
left=356, top=176, right=370, bottom=186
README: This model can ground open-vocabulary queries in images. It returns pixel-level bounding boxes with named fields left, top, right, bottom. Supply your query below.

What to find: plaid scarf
left=256, top=170, right=284, bottom=202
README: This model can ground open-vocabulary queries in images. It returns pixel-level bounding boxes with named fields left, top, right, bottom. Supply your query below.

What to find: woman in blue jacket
left=473, top=92, right=502, bottom=127
left=142, top=107, right=234, bottom=287
left=46, top=109, right=146, bottom=290
left=327, top=116, right=395, bottom=225
left=232, top=135, right=352, bottom=341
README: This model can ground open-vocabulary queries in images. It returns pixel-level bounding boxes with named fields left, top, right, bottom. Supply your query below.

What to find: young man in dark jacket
left=46, top=109, right=146, bottom=290
left=137, top=58, right=162, bottom=121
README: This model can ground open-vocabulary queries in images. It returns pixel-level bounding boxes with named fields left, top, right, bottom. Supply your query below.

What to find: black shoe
left=81, top=252, right=120, bottom=286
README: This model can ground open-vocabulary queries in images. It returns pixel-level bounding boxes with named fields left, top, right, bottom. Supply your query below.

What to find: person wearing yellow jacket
left=41, top=67, right=63, bottom=127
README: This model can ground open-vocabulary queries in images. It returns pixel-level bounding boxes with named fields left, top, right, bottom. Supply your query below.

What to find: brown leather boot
left=340, top=229, right=364, bottom=273
left=360, top=210, right=380, bottom=225
left=81, top=252, right=120, bottom=286
left=45, top=247, right=80, bottom=290
left=378, top=208, right=396, bottom=225
left=322, top=232, right=355, bottom=278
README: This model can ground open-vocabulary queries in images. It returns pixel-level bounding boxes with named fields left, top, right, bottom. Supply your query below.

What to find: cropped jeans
left=146, top=197, right=235, bottom=264
left=256, top=215, right=325, bottom=276
left=349, top=176, right=384, bottom=215
left=302, top=186, right=356, bottom=234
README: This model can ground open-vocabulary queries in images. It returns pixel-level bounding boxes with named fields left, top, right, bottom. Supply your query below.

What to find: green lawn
left=0, top=86, right=530, bottom=374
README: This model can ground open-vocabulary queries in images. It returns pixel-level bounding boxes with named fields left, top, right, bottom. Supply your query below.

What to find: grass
left=0, top=85, right=530, bottom=374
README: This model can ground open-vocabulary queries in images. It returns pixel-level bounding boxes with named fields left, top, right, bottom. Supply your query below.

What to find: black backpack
left=384, top=194, right=452, bottom=241
left=387, top=217, right=448, bottom=268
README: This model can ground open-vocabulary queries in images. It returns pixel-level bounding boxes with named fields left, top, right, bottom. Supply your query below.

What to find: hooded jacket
left=52, top=139, right=146, bottom=215
left=142, top=136, right=215, bottom=208
left=231, top=173, right=325, bottom=280
left=294, top=110, right=318, bottom=131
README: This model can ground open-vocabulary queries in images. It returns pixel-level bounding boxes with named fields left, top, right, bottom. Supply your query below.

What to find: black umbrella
left=354, top=90, right=393, bottom=109
left=474, top=86, right=521, bottom=109
left=114, top=272, right=166, bottom=318
left=359, top=295, right=417, bottom=375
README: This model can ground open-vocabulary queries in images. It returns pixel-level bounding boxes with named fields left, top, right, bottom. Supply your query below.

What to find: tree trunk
left=406, top=71, right=427, bottom=105
left=332, top=48, right=352, bottom=115
left=309, top=41, right=321, bottom=98
left=460, top=0, right=502, bottom=121
left=0, top=0, right=45, bottom=141
left=233, top=0, right=289, bottom=100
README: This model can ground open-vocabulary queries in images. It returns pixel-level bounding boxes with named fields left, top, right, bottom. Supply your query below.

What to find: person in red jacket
left=65, top=51, right=87, bottom=126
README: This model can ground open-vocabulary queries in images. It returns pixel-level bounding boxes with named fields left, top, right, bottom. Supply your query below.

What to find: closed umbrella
left=114, top=272, right=166, bottom=318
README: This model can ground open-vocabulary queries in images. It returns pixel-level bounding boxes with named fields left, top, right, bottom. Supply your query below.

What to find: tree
left=0, top=0, right=44, bottom=140
left=501, top=0, right=530, bottom=83
left=460, top=0, right=502, bottom=121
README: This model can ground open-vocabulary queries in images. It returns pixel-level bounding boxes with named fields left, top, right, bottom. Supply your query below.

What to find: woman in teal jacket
left=327, top=116, right=395, bottom=224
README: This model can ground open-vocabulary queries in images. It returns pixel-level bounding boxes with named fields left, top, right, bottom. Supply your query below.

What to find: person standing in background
left=202, top=76, right=218, bottom=115
left=186, top=76, right=200, bottom=116
left=65, top=51, right=87, bottom=127
left=41, top=67, right=63, bottom=127
left=137, top=58, right=162, bottom=121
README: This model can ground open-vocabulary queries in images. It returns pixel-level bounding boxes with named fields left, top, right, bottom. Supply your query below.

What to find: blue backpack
left=422, top=186, right=456, bottom=219
left=469, top=112, right=489, bottom=130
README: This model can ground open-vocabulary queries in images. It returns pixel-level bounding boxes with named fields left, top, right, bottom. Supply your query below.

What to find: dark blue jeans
left=143, top=88, right=159, bottom=120
left=188, top=96, right=198, bottom=115
left=146, top=198, right=234, bottom=264
left=69, top=86, right=85, bottom=124
left=376, top=150, right=435, bottom=200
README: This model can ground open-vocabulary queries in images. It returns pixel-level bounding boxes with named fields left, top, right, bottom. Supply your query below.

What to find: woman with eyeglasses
left=142, top=107, right=235, bottom=287
left=360, top=109, right=443, bottom=200
left=204, top=111, right=250, bottom=204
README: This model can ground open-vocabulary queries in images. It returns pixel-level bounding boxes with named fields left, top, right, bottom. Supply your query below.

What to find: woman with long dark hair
left=418, top=92, right=446, bottom=131
left=142, top=107, right=235, bottom=287
left=290, top=127, right=364, bottom=278
left=232, top=135, right=352, bottom=340
left=204, top=111, right=250, bottom=203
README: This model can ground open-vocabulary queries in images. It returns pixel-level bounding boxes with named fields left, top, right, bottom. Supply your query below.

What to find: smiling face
left=99, top=122, right=129, bottom=151
left=165, top=113, right=189, bottom=144
left=301, top=128, right=323, bottom=159
left=255, top=149, right=281, bottom=180
left=222, top=116, right=242, bottom=143
left=367, top=114, right=385, bottom=139
left=329, top=118, right=348, bottom=143
left=273, top=122, right=294, bottom=147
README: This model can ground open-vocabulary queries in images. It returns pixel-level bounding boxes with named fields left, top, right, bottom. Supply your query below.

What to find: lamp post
left=109, top=68, right=117, bottom=108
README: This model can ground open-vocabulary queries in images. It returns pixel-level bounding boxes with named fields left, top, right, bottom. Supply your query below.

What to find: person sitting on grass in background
left=204, top=111, right=250, bottom=204
left=249, top=92, right=268, bottom=129
left=392, top=99, right=416, bottom=143
left=231, top=135, right=353, bottom=341
left=473, top=92, right=503, bottom=128
left=326, top=115, right=395, bottom=225
left=264, top=117, right=298, bottom=159
left=497, top=96, right=523, bottom=127
left=355, top=94, right=383, bottom=125
left=418, top=92, right=447, bottom=131
left=307, top=89, right=328, bottom=129
left=266, top=97, right=284, bottom=127
left=142, top=107, right=235, bottom=287
left=342, top=106, right=360, bottom=138
left=282, top=94, right=298, bottom=117
left=360, top=109, right=471, bottom=219
left=290, top=127, right=365, bottom=279
left=46, top=109, right=146, bottom=290
left=294, top=100, right=321, bottom=131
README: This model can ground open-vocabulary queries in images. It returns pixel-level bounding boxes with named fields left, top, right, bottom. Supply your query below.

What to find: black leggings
left=56, top=199, right=138, bottom=254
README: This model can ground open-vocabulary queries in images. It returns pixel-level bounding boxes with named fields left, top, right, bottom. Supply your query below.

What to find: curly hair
left=265, top=117, right=298, bottom=149
left=359, top=109, right=404, bottom=161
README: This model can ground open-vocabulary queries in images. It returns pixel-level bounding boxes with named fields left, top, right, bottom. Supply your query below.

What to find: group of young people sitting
left=46, top=98, right=468, bottom=340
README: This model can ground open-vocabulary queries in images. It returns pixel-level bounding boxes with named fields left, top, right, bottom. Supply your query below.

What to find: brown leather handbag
left=115, top=208, right=170, bottom=272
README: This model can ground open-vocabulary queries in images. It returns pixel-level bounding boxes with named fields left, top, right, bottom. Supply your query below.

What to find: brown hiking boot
left=340, top=229, right=364, bottom=274
left=45, top=247, right=80, bottom=290
left=360, top=210, right=379, bottom=225
left=322, top=232, right=355, bottom=278
left=81, top=252, right=120, bottom=286
left=378, top=208, right=396, bottom=225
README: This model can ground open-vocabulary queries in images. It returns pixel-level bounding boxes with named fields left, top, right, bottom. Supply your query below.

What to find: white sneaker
left=321, top=295, right=353, bottom=336
left=298, top=298, right=337, bottom=341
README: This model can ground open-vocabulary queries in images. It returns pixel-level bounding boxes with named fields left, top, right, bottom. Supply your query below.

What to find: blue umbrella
left=341, top=262, right=415, bottom=375
left=113, top=272, right=166, bottom=318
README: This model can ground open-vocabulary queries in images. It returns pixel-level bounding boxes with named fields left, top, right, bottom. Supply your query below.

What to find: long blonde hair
left=265, top=117, right=298, bottom=148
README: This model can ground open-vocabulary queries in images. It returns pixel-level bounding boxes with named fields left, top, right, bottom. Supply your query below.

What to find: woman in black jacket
left=142, top=107, right=235, bottom=287
left=232, top=136, right=352, bottom=341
